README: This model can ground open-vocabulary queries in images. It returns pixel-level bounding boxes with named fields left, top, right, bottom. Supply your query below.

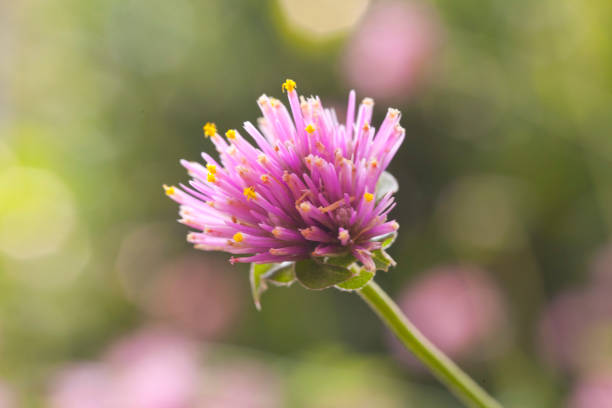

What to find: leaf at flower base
left=375, top=171, right=399, bottom=202
left=335, top=266, right=375, bottom=291
left=263, top=262, right=296, bottom=286
left=249, top=262, right=296, bottom=310
left=295, top=258, right=355, bottom=290
left=250, top=263, right=271, bottom=311
left=250, top=263, right=271, bottom=310
left=371, top=249, right=396, bottom=272
left=321, top=252, right=356, bottom=268
left=372, top=231, right=397, bottom=249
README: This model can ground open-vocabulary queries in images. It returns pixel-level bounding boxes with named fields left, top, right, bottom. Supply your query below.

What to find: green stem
left=357, top=280, right=503, bottom=408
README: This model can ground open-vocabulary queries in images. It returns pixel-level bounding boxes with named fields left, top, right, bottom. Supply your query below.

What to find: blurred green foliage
left=1, top=0, right=612, bottom=406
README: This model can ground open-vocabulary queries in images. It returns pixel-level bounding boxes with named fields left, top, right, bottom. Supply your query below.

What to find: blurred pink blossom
left=48, top=364, right=111, bottom=408
left=538, top=243, right=612, bottom=374
left=48, top=327, right=201, bottom=408
left=590, top=242, right=612, bottom=290
left=391, top=265, right=506, bottom=365
left=199, top=361, right=283, bottom=408
left=568, top=372, right=612, bottom=408
left=538, top=290, right=589, bottom=372
left=0, top=381, right=17, bottom=408
left=105, top=327, right=201, bottom=408
left=342, top=0, right=440, bottom=101
left=538, top=287, right=612, bottom=374
left=144, top=253, right=242, bottom=339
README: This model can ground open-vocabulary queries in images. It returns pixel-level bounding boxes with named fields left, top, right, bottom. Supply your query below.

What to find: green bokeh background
left=2, top=0, right=612, bottom=406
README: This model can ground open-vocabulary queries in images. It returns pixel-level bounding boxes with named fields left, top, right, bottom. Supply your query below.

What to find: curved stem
left=357, top=280, right=503, bottom=408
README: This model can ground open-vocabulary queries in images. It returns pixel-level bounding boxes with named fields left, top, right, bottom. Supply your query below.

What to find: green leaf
left=376, top=171, right=399, bottom=201
left=295, top=258, right=355, bottom=290
left=371, top=249, right=396, bottom=272
left=250, top=263, right=272, bottom=311
left=335, top=266, right=375, bottom=291
left=263, top=262, right=296, bottom=286
left=321, top=252, right=356, bottom=268
left=372, top=232, right=397, bottom=249
left=250, top=262, right=296, bottom=310
left=382, top=233, right=397, bottom=249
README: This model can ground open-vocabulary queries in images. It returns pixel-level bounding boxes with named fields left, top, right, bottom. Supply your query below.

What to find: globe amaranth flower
left=164, top=79, right=403, bottom=271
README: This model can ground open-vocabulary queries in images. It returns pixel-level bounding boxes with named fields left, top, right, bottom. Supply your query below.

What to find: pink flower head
left=165, top=79, right=403, bottom=271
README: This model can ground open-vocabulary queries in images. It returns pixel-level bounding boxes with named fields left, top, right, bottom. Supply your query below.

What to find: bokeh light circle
left=0, top=166, right=76, bottom=259
left=435, top=175, right=526, bottom=253
left=277, top=0, right=370, bottom=40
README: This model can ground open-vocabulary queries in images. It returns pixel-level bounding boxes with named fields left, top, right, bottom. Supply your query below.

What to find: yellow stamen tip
left=364, top=192, right=374, bottom=202
left=206, top=164, right=217, bottom=174
left=243, top=186, right=256, bottom=201
left=225, top=129, right=236, bottom=139
left=282, top=79, right=296, bottom=93
left=305, top=124, right=316, bottom=134
left=203, top=122, right=217, bottom=138
left=257, top=154, right=268, bottom=164
left=233, top=232, right=244, bottom=242
left=207, top=173, right=217, bottom=183
left=260, top=174, right=270, bottom=183
left=300, top=228, right=313, bottom=238
left=163, top=184, right=176, bottom=196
